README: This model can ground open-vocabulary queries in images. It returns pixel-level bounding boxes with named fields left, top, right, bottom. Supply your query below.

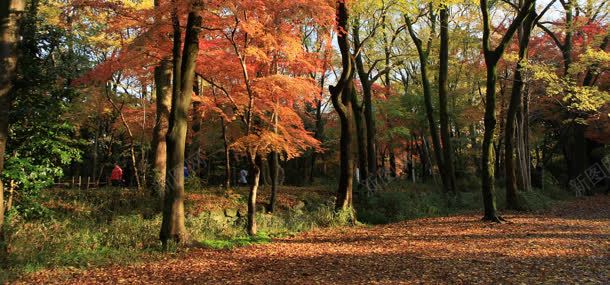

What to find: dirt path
left=19, top=196, right=610, bottom=284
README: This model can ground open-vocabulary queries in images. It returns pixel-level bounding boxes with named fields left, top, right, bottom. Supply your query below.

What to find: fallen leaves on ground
left=17, top=195, right=610, bottom=284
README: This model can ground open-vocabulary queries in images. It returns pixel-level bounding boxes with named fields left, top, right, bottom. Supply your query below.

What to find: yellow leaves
left=398, top=0, right=477, bottom=15
left=39, top=2, right=63, bottom=26
left=568, top=49, right=610, bottom=76
left=122, top=0, right=154, bottom=10
left=527, top=62, right=610, bottom=119
left=563, top=86, right=610, bottom=114
left=503, top=52, right=519, bottom=64
left=240, top=19, right=266, bottom=37
left=244, top=46, right=271, bottom=62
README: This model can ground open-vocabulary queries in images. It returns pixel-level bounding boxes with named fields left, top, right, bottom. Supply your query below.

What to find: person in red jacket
left=110, top=164, right=123, bottom=187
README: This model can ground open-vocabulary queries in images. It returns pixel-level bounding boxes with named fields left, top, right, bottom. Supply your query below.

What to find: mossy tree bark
left=480, top=0, right=534, bottom=221
left=438, top=6, right=457, bottom=193
left=405, top=11, right=448, bottom=190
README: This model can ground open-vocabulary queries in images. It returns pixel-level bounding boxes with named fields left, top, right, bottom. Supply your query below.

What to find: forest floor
left=17, top=195, right=609, bottom=284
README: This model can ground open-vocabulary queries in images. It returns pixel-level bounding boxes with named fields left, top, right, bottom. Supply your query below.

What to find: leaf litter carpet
left=19, top=195, right=609, bottom=284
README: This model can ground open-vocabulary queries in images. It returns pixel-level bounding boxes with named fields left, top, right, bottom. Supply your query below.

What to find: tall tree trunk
left=189, top=76, right=204, bottom=178
left=152, top=59, right=172, bottom=196
left=330, top=1, right=355, bottom=211
left=363, top=85, right=376, bottom=182
left=267, top=151, right=279, bottom=213
left=160, top=2, right=202, bottom=246
left=515, top=101, right=531, bottom=191
left=309, top=59, right=327, bottom=184
left=439, top=6, right=457, bottom=193
left=221, top=118, right=231, bottom=189
left=406, top=14, right=448, bottom=189
left=505, top=5, right=536, bottom=210
left=140, top=85, right=148, bottom=189
left=479, top=0, right=533, bottom=221
left=382, top=20, right=396, bottom=179
left=389, top=148, right=397, bottom=177
left=422, top=134, right=435, bottom=182
left=309, top=97, right=324, bottom=183
left=267, top=112, right=279, bottom=213
left=92, top=126, right=99, bottom=182
left=0, top=0, right=25, bottom=258
left=469, top=123, right=481, bottom=175
left=352, top=95, right=368, bottom=187
left=353, top=20, right=377, bottom=185
left=481, top=64, right=500, bottom=221
left=247, top=154, right=262, bottom=235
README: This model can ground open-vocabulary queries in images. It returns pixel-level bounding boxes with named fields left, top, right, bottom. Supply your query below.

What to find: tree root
left=481, top=214, right=508, bottom=223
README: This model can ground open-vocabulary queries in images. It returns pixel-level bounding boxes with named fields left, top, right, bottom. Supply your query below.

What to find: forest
left=0, top=0, right=609, bottom=283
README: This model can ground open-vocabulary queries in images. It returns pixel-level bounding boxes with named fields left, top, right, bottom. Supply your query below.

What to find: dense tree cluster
left=0, top=0, right=608, bottom=248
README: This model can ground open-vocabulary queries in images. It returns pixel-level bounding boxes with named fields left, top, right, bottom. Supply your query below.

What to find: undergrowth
left=0, top=186, right=348, bottom=282
left=1, top=178, right=573, bottom=282
left=357, top=179, right=573, bottom=224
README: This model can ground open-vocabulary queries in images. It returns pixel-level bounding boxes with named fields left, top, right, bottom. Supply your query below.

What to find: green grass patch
left=200, top=233, right=272, bottom=250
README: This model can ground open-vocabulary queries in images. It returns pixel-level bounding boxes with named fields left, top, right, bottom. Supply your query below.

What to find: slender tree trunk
left=422, top=135, right=435, bottom=182
left=330, top=1, right=355, bottom=211
left=382, top=22, right=396, bottom=179
left=389, top=148, right=397, bottom=177
left=515, top=104, right=530, bottom=190
left=505, top=6, right=535, bottom=210
left=353, top=20, right=377, bottom=185
left=245, top=154, right=261, bottom=235
left=160, top=2, right=202, bottom=246
left=268, top=151, right=279, bottom=213
left=352, top=96, right=368, bottom=186
left=140, top=85, right=147, bottom=189
left=92, top=127, right=99, bottom=181
left=0, top=0, right=25, bottom=258
left=481, top=64, right=500, bottom=220
left=309, top=97, right=324, bottom=183
left=479, top=0, right=533, bottom=221
left=189, top=76, right=204, bottom=179
left=267, top=112, right=279, bottom=213
left=469, top=119, right=481, bottom=175
left=221, top=118, right=231, bottom=189
left=363, top=86, right=376, bottom=181
left=406, top=15, right=449, bottom=190
left=439, top=6, right=457, bottom=193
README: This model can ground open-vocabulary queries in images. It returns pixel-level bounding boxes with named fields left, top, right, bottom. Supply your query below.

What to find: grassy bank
left=1, top=179, right=574, bottom=282
left=0, top=184, right=347, bottom=282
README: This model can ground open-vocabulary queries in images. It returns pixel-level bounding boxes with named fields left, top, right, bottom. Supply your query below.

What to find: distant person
left=110, top=164, right=123, bottom=187
left=239, top=168, right=248, bottom=186
left=184, top=164, right=189, bottom=179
